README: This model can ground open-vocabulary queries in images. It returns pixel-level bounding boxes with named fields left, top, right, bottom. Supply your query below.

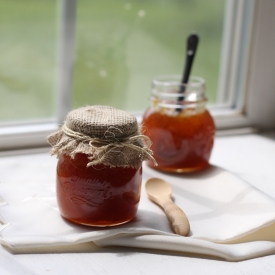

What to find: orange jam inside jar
left=48, top=105, right=154, bottom=227
left=56, top=153, right=142, bottom=226
left=142, top=75, right=215, bottom=173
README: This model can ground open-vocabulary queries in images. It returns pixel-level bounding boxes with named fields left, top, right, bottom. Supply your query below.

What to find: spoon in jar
left=176, top=33, right=199, bottom=113
left=179, top=33, right=199, bottom=96
left=145, top=177, right=190, bottom=236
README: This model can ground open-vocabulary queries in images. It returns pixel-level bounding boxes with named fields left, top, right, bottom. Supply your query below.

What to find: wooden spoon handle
left=163, top=201, right=190, bottom=236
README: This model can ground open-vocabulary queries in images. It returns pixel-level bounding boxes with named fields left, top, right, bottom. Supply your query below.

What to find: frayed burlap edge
left=47, top=124, right=157, bottom=169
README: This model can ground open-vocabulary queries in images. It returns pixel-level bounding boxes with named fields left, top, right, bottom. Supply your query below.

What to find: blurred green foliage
left=73, top=0, right=225, bottom=111
left=0, top=0, right=57, bottom=122
left=0, top=0, right=224, bottom=122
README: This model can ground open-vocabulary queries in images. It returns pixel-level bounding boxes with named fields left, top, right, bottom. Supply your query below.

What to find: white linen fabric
left=0, top=161, right=275, bottom=261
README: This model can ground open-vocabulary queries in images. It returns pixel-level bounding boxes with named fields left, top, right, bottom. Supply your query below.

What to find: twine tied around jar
left=47, top=105, right=157, bottom=168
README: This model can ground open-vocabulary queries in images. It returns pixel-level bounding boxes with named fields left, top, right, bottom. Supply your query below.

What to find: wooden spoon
left=145, top=177, right=190, bottom=236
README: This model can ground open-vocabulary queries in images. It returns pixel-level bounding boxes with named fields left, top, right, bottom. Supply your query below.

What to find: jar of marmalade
left=142, top=75, right=215, bottom=173
left=48, top=105, right=154, bottom=226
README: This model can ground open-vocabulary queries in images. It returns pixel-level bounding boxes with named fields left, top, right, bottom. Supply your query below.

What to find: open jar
left=142, top=75, right=215, bottom=173
left=48, top=105, right=154, bottom=226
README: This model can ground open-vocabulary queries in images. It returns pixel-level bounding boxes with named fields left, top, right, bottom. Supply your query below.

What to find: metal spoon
left=176, top=33, right=199, bottom=112
left=145, top=177, right=190, bottom=236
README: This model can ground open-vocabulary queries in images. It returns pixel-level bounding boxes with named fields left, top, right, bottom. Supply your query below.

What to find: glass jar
left=48, top=105, right=154, bottom=227
left=56, top=153, right=142, bottom=226
left=142, top=75, right=215, bottom=173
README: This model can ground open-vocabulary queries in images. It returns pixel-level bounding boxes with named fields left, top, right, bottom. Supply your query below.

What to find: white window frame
left=0, top=0, right=275, bottom=152
left=214, top=0, right=275, bottom=132
left=0, top=0, right=77, bottom=152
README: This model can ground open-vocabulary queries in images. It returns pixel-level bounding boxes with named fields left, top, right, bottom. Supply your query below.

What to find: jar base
left=147, top=162, right=209, bottom=173
left=61, top=215, right=135, bottom=227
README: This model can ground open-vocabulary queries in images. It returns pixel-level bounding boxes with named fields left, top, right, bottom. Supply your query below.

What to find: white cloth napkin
left=0, top=161, right=275, bottom=261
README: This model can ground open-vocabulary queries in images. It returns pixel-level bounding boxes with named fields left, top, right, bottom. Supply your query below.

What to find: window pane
left=0, top=0, right=58, bottom=124
left=73, top=0, right=225, bottom=112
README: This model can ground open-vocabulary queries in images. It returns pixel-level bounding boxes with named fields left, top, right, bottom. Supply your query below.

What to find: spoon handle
left=162, top=200, right=190, bottom=236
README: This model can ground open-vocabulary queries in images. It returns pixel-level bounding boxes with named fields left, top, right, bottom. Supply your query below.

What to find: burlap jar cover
left=48, top=105, right=156, bottom=168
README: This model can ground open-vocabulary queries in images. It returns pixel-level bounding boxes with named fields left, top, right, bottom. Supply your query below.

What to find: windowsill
left=1, top=130, right=275, bottom=271
left=1, top=130, right=275, bottom=196
left=0, top=122, right=58, bottom=152
left=210, top=130, right=275, bottom=196
left=0, top=110, right=255, bottom=152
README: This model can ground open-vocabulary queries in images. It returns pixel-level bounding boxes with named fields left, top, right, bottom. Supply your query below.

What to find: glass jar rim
left=152, top=75, right=205, bottom=88
left=149, top=96, right=207, bottom=110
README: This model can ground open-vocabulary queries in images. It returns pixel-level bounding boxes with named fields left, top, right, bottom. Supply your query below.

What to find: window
left=0, top=0, right=58, bottom=124
left=72, top=0, right=224, bottom=111
left=0, top=0, right=275, bottom=152
left=215, top=0, right=275, bottom=130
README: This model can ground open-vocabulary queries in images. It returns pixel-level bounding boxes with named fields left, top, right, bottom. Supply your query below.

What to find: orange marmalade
left=56, top=153, right=142, bottom=226
left=142, top=75, right=215, bottom=173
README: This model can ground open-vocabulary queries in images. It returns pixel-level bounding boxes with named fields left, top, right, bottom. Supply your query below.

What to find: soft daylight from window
left=0, top=0, right=225, bottom=124
left=0, top=0, right=58, bottom=123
